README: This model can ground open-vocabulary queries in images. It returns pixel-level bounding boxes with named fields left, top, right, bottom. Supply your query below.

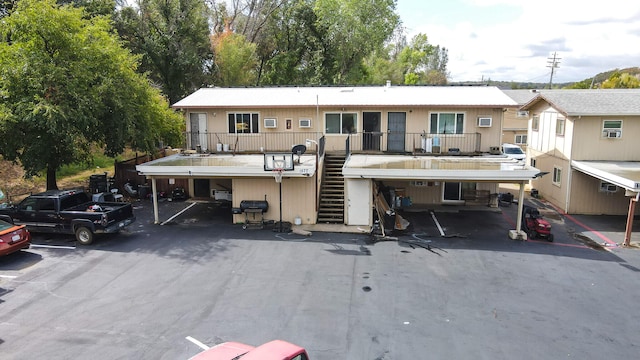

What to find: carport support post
left=515, top=182, right=526, bottom=235
left=623, top=193, right=638, bottom=247
left=152, top=177, right=159, bottom=224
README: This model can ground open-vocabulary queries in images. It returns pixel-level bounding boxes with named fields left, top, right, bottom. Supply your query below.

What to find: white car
left=502, top=143, right=526, bottom=161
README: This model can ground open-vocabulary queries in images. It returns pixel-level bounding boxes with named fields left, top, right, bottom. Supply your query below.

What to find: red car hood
left=189, top=342, right=255, bottom=360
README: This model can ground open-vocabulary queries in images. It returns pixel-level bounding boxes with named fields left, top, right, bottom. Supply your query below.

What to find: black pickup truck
left=0, top=189, right=136, bottom=245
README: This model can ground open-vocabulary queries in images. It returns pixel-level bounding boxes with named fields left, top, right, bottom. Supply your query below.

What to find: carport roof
left=572, top=160, right=640, bottom=191
left=135, top=153, right=317, bottom=178
left=343, top=155, right=540, bottom=181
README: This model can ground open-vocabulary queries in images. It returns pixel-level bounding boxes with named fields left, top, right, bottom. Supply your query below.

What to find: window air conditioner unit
left=477, top=117, right=492, bottom=127
left=299, top=119, right=311, bottom=128
left=600, top=183, right=618, bottom=193
left=517, top=111, right=529, bottom=118
left=264, top=118, right=277, bottom=128
left=604, top=129, right=621, bottom=138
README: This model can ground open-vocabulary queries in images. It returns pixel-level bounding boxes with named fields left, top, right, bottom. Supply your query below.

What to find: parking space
left=1, top=198, right=640, bottom=359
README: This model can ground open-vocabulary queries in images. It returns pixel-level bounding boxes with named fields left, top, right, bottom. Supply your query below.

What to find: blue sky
left=396, top=0, right=640, bottom=83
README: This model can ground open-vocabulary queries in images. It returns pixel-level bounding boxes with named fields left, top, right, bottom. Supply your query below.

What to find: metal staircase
left=317, top=153, right=346, bottom=223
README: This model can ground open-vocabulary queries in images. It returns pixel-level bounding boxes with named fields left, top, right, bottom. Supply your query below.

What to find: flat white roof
left=343, top=155, right=540, bottom=181
left=137, top=153, right=540, bottom=182
left=572, top=160, right=640, bottom=191
left=136, top=153, right=317, bottom=178
left=172, top=86, right=517, bottom=108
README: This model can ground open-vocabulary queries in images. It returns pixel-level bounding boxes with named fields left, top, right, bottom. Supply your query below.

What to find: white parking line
left=185, top=336, right=210, bottom=350
left=0, top=274, right=18, bottom=279
left=430, top=211, right=446, bottom=237
left=161, top=202, right=198, bottom=225
left=30, top=244, right=76, bottom=250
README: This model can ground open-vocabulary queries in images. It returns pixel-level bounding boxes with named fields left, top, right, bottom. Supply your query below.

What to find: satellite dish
left=292, top=144, right=307, bottom=163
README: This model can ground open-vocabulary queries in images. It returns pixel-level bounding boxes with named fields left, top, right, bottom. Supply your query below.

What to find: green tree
left=398, top=34, right=448, bottom=85
left=114, top=0, right=213, bottom=104
left=211, top=27, right=259, bottom=86
left=210, top=0, right=402, bottom=85
left=601, top=71, right=640, bottom=88
left=313, top=0, right=399, bottom=84
left=0, top=0, right=183, bottom=190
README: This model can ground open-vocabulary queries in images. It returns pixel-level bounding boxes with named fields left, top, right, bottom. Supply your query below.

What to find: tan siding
left=184, top=106, right=506, bottom=153
left=572, top=116, right=640, bottom=161
left=231, top=177, right=317, bottom=224
left=529, top=150, right=570, bottom=211
left=379, top=180, right=443, bottom=205
left=568, top=171, right=629, bottom=215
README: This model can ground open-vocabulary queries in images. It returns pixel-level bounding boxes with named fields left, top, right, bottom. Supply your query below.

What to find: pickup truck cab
left=0, top=189, right=136, bottom=245
left=190, top=340, right=309, bottom=360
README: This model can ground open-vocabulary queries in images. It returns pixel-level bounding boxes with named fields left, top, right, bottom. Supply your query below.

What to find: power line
left=547, top=52, right=561, bottom=89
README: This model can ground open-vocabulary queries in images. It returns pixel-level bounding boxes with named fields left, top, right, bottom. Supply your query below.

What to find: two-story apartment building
left=136, top=85, right=540, bottom=237
left=501, top=89, right=539, bottom=148
left=521, top=89, right=640, bottom=245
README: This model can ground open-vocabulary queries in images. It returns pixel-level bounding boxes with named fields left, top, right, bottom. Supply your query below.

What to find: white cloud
left=402, top=0, right=640, bottom=83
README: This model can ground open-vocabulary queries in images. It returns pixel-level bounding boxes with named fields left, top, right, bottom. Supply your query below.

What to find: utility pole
left=547, top=52, right=561, bottom=89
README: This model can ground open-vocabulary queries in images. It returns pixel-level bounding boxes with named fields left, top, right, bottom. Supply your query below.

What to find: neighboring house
left=136, top=85, right=539, bottom=237
left=520, top=89, right=640, bottom=244
left=501, top=89, right=539, bottom=149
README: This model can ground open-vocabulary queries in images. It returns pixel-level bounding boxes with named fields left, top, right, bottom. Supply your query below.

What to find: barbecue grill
left=239, top=200, right=269, bottom=229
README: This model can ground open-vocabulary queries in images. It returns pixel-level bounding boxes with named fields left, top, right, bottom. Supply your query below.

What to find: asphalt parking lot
left=1, top=197, right=640, bottom=359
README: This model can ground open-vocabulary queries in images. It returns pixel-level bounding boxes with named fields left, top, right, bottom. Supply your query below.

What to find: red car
left=190, top=340, right=309, bottom=360
left=0, top=218, right=31, bottom=256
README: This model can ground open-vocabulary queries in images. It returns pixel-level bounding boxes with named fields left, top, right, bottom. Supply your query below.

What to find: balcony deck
left=184, top=131, right=484, bottom=155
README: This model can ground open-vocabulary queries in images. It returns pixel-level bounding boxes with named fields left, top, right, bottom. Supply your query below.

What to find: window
left=532, top=115, right=539, bottom=131
left=515, top=134, right=527, bottom=145
left=602, top=120, right=622, bottom=138
left=556, top=118, right=565, bottom=136
left=228, top=113, right=259, bottom=134
left=599, top=182, right=618, bottom=193
left=326, top=113, right=357, bottom=134
left=430, top=113, right=464, bottom=134
left=552, top=167, right=562, bottom=186
left=38, top=198, right=55, bottom=211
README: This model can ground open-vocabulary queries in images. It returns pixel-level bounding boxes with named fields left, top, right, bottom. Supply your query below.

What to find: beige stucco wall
left=184, top=106, right=505, bottom=153
left=231, top=177, right=317, bottom=225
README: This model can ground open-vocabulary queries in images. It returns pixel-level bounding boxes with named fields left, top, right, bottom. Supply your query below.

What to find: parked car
left=0, top=218, right=31, bottom=256
left=0, top=189, right=135, bottom=245
left=502, top=143, right=526, bottom=161
left=190, top=340, right=309, bottom=360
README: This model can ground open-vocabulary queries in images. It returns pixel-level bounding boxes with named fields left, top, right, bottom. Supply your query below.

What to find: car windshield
left=0, top=219, right=13, bottom=231
left=504, top=147, right=524, bottom=154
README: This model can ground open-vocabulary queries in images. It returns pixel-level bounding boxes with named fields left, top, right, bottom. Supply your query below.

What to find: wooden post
left=623, top=194, right=638, bottom=247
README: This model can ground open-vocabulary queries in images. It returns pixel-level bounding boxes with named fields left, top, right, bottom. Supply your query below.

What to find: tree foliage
left=601, top=71, right=640, bottom=89
left=0, top=0, right=183, bottom=189
left=211, top=25, right=259, bottom=86
left=114, top=0, right=213, bottom=104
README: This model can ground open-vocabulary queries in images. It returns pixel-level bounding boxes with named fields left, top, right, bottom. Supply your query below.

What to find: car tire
left=547, top=234, right=554, bottom=242
left=75, top=226, right=94, bottom=245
